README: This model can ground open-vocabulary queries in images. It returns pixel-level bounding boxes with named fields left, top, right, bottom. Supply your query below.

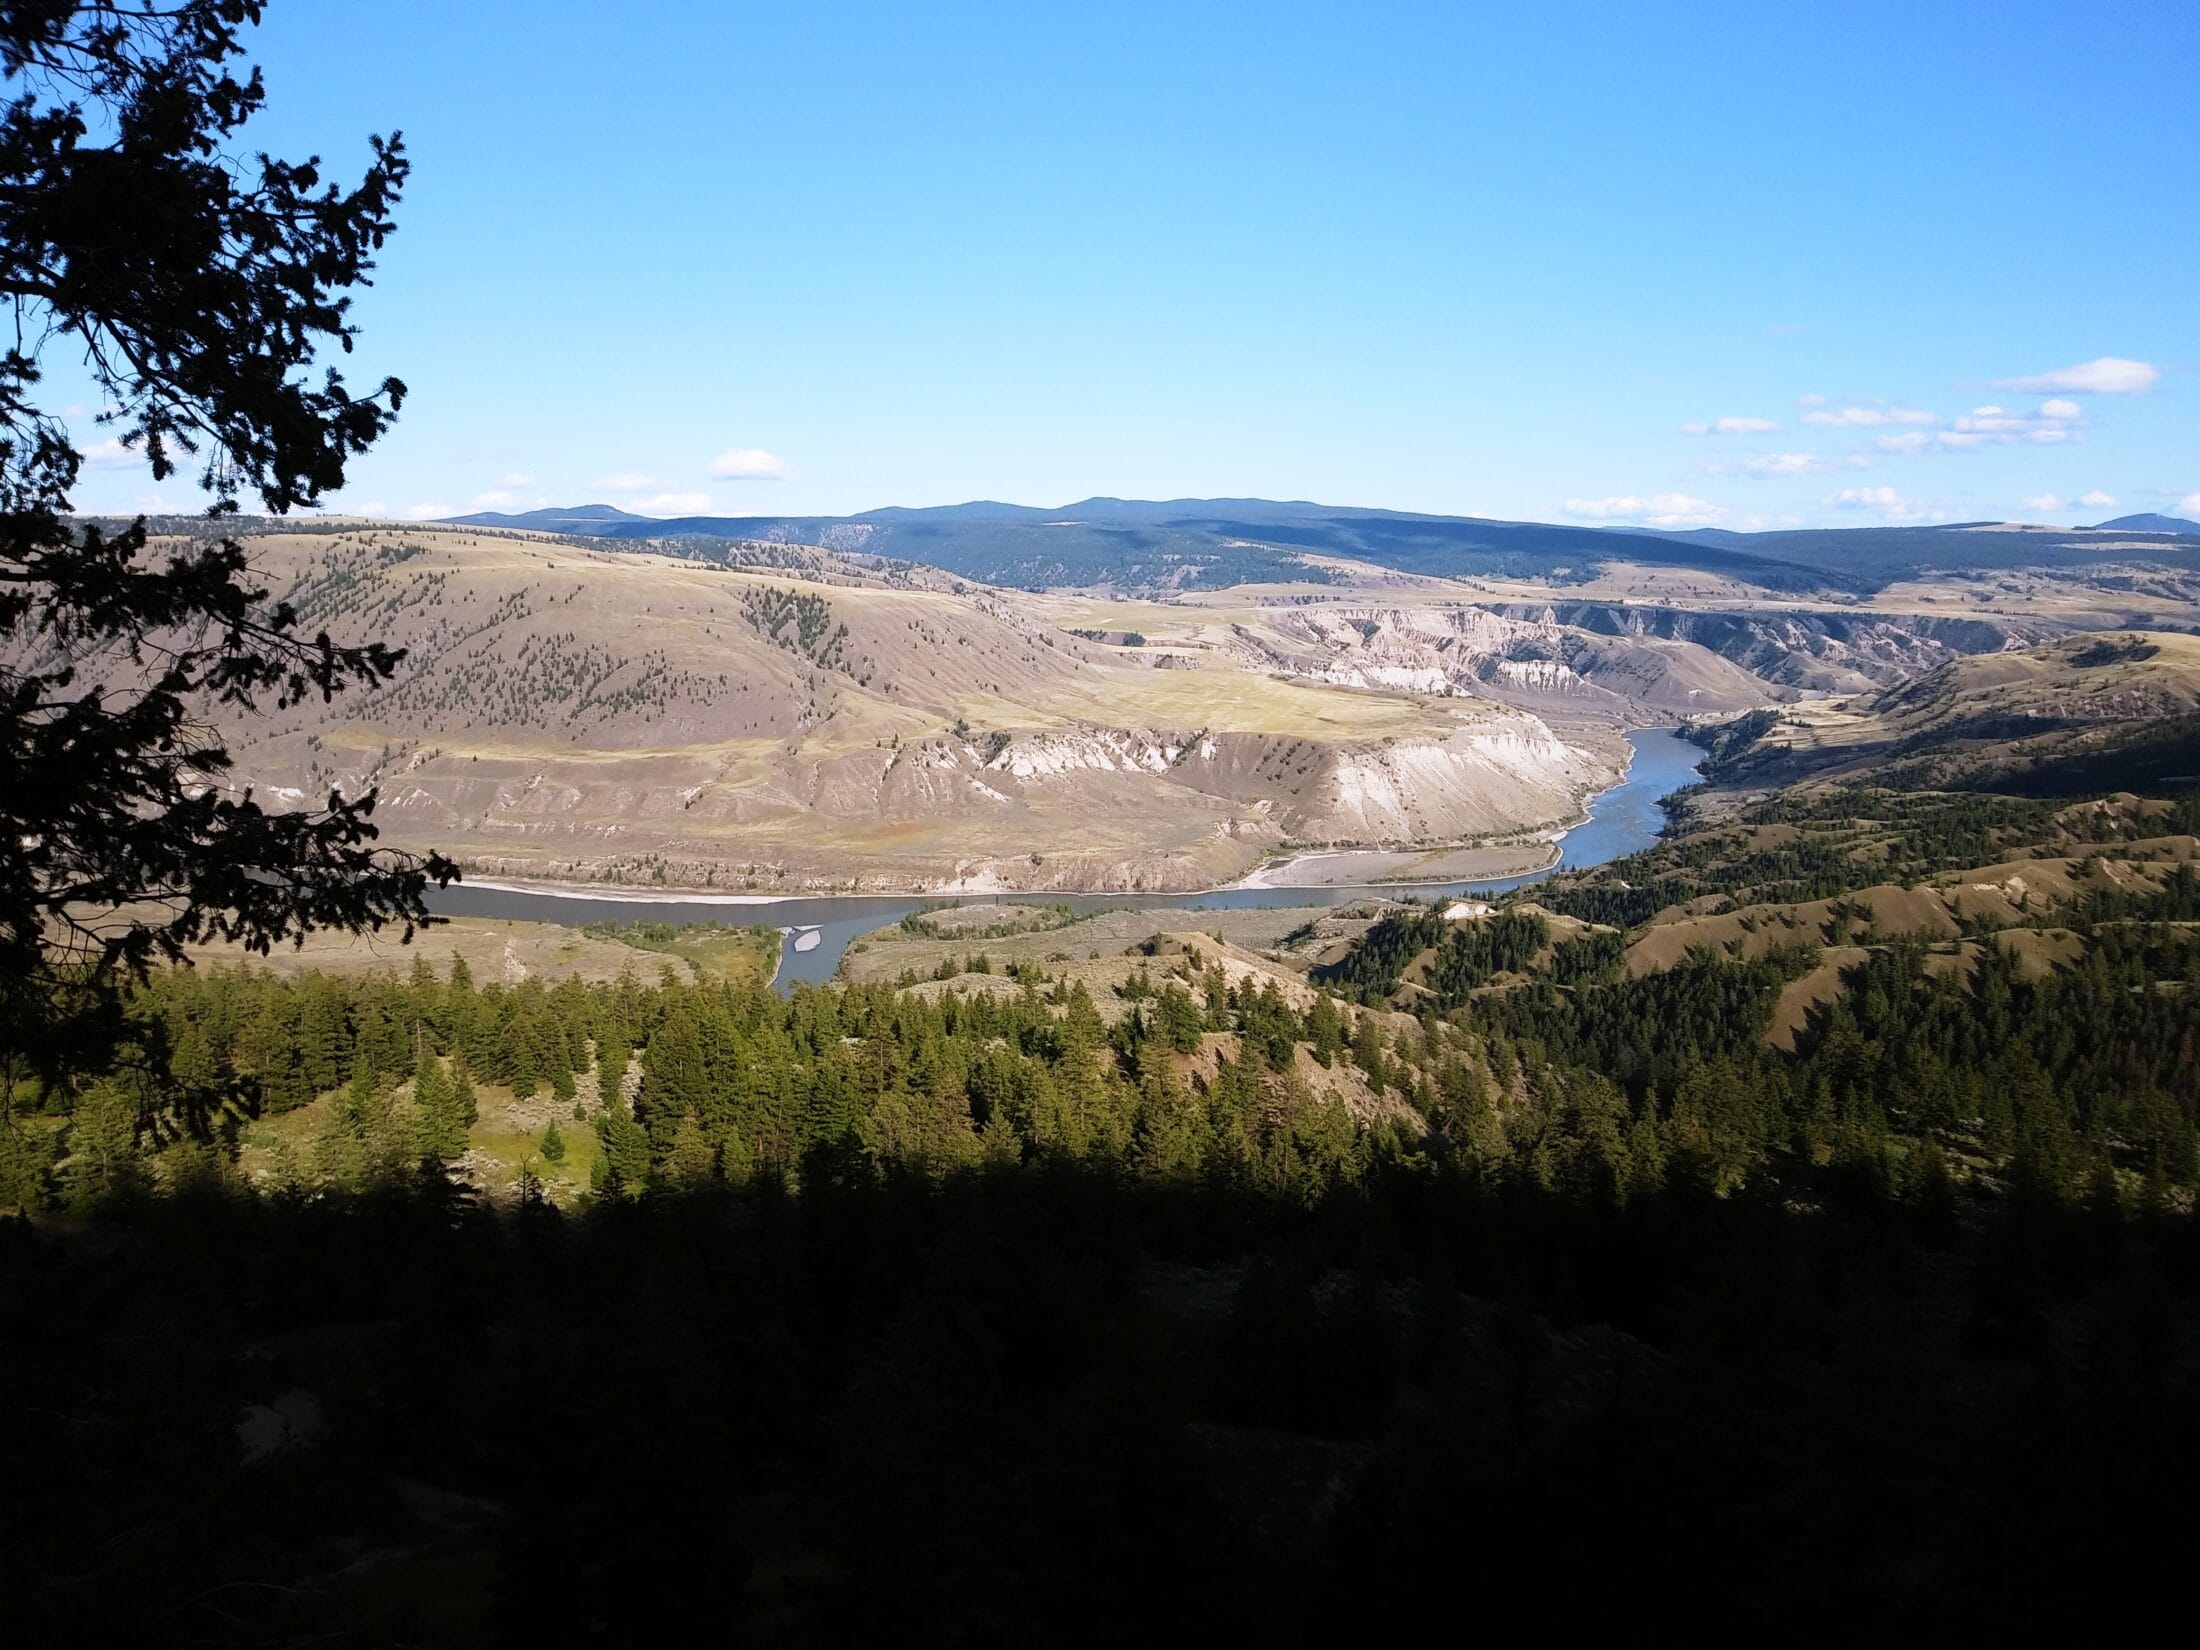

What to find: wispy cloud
left=1800, top=403, right=1936, bottom=428
left=402, top=502, right=454, bottom=521
left=80, top=437, right=142, bottom=469
left=2019, top=491, right=2115, bottom=518
left=1563, top=492, right=1726, bottom=528
left=1940, top=403, right=2085, bottom=448
left=1704, top=452, right=1851, bottom=479
left=1830, top=486, right=1934, bottom=523
left=1991, top=356, right=2158, bottom=395
left=1746, top=453, right=1835, bottom=478
left=708, top=447, right=792, bottom=481
left=472, top=489, right=520, bottom=509
left=634, top=491, right=714, bottom=516
left=1681, top=415, right=1780, bottom=435
left=2179, top=492, right=2200, bottom=518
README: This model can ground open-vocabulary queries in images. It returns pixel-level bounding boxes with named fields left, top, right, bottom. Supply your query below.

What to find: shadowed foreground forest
left=7, top=930, right=2199, bottom=1645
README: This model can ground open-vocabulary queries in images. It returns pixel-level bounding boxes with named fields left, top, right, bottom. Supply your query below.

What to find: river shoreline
left=423, top=729, right=1704, bottom=988
left=454, top=838, right=1568, bottom=907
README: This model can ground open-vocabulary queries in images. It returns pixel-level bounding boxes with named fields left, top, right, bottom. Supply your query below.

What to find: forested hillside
left=9, top=756, right=2200, bottom=1642
left=450, top=495, right=2200, bottom=597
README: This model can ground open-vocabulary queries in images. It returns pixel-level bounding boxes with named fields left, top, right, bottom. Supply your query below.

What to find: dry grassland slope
left=185, top=528, right=1621, bottom=894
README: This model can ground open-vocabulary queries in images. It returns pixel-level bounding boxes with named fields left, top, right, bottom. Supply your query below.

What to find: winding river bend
left=429, top=727, right=1704, bottom=989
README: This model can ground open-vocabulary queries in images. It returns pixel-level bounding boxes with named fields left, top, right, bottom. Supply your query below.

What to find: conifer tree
left=1353, top=1016, right=1389, bottom=1096
left=169, top=1019, right=222, bottom=1106
left=594, top=1103, right=652, bottom=1196
left=237, top=994, right=303, bottom=1111
left=979, top=1107, right=1022, bottom=1166
left=598, top=1036, right=630, bottom=1109
left=509, top=1025, right=540, bottom=1099
left=410, top=1056, right=464, bottom=1159
left=449, top=1058, right=479, bottom=1130
left=1156, top=983, right=1205, bottom=1053
left=297, top=981, right=350, bottom=1096
left=64, top=1081, right=144, bottom=1209
left=1305, top=993, right=1343, bottom=1067
left=0, top=1117, right=54, bottom=1210
left=664, top=1111, right=715, bottom=1187
left=540, top=1119, right=566, bottom=1164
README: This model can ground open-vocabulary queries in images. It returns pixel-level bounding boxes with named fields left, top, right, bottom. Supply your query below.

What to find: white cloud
left=346, top=501, right=388, bottom=518
left=1797, top=393, right=1829, bottom=406
left=593, top=472, right=656, bottom=492
left=499, top=471, right=536, bottom=488
left=1991, top=356, right=2158, bottom=396
left=472, top=489, right=519, bottom=509
left=1873, top=431, right=1933, bottom=455
left=1830, top=486, right=1934, bottom=522
left=1800, top=403, right=1936, bottom=428
left=2039, top=399, right=2082, bottom=421
left=402, top=502, right=454, bottom=520
left=1682, top=415, right=1780, bottom=435
left=1749, top=453, right=1825, bottom=477
left=708, top=446, right=792, bottom=481
left=80, top=437, right=141, bottom=469
left=1563, top=492, right=1727, bottom=528
left=2024, top=490, right=2117, bottom=519
left=634, top=491, right=714, bottom=516
left=2179, top=492, right=2200, bottom=518
left=1942, top=402, right=2085, bottom=447
left=1711, top=452, right=1838, bottom=479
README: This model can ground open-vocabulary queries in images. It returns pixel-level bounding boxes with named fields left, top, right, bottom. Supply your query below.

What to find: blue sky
left=64, top=0, right=2200, bottom=529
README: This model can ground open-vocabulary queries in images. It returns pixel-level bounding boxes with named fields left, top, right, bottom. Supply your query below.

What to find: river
left=428, top=726, right=1704, bottom=988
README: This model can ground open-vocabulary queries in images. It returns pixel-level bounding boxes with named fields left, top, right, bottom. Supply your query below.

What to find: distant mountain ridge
left=2091, top=512, right=2200, bottom=535
left=453, top=503, right=654, bottom=531
left=438, top=496, right=2200, bottom=595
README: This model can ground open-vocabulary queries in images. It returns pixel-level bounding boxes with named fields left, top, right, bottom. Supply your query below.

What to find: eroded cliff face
left=1287, top=721, right=1611, bottom=843
left=1485, top=602, right=2062, bottom=694
left=1236, top=604, right=1772, bottom=719
left=277, top=705, right=1617, bottom=895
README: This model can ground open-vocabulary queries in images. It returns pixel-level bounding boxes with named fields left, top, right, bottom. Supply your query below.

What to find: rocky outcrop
left=1256, top=604, right=1770, bottom=718
left=1487, top=602, right=2061, bottom=694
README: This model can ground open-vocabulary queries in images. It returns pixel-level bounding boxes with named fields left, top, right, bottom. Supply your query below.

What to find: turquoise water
left=429, top=727, right=1703, bottom=988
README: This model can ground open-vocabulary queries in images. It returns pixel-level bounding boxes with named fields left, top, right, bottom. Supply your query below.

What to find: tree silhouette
left=0, top=3, right=455, bottom=1078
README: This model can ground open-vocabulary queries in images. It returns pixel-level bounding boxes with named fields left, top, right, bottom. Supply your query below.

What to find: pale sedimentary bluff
left=301, top=706, right=1616, bottom=896
left=1246, top=604, right=1772, bottom=717
left=203, top=527, right=1625, bottom=895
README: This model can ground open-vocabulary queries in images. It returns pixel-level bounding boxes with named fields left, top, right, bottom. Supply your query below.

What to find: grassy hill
left=1318, top=777, right=2200, bottom=1060
left=169, top=526, right=1628, bottom=894
left=1684, top=632, right=2200, bottom=796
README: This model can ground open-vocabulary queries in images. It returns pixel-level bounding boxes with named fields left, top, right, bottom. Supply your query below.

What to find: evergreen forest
left=9, top=822, right=2200, bottom=1643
